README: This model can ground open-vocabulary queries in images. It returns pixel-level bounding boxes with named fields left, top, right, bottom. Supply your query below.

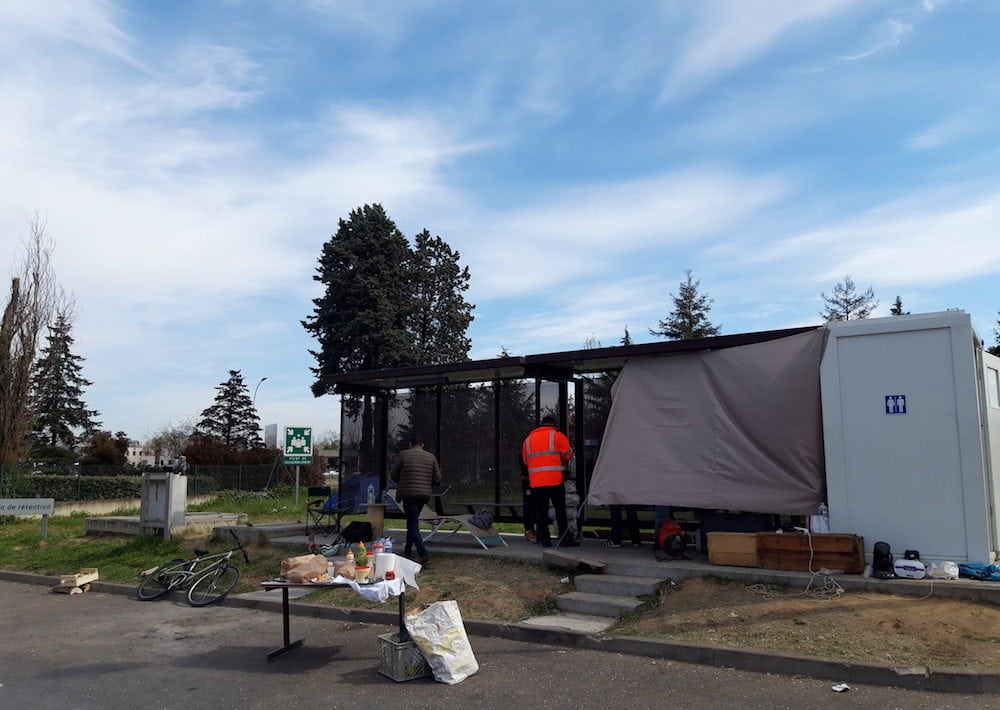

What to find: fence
left=0, top=462, right=295, bottom=502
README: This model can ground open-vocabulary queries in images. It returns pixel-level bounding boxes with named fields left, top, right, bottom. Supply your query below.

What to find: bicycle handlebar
left=229, top=528, right=251, bottom=564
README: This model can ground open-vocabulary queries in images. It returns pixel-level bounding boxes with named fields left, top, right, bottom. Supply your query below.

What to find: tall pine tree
left=649, top=270, right=721, bottom=340
left=410, top=229, right=474, bottom=364
left=304, top=204, right=415, bottom=395
left=29, top=308, right=101, bottom=452
left=194, top=370, right=262, bottom=450
left=821, top=275, right=878, bottom=321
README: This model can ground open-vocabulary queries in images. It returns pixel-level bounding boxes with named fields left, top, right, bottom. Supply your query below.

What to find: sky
left=2, top=0, right=999, bottom=444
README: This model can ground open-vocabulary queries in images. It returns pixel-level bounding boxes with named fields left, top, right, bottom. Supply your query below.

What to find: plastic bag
left=405, top=600, right=479, bottom=684
left=925, top=560, right=959, bottom=580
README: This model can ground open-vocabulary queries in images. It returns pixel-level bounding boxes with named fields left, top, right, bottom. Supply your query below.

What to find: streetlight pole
left=253, top=376, right=268, bottom=408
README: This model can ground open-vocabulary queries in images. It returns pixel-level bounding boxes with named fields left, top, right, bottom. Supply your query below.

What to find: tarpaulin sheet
left=588, top=329, right=826, bottom=515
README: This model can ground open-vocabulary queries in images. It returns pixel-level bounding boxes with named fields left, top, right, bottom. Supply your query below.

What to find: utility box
left=820, top=311, right=1000, bottom=562
left=140, top=472, right=188, bottom=540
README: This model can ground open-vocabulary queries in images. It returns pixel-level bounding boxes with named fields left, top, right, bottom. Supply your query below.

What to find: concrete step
left=602, top=558, right=693, bottom=581
left=517, top=612, right=618, bottom=634
left=574, top=573, right=667, bottom=597
left=556, top=590, right=644, bottom=617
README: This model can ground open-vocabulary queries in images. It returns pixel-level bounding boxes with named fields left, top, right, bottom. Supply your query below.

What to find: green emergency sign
left=283, top=426, right=313, bottom=465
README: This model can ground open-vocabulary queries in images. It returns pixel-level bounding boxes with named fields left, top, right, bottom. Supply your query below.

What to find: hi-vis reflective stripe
left=524, top=430, right=559, bottom=458
left=524, top=429, right=564, bottom=471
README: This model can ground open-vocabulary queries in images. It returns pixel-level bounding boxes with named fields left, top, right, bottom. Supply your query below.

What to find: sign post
left=0, top=498, right=55, bottom=539
left=283, top=426, right=313, bottom=505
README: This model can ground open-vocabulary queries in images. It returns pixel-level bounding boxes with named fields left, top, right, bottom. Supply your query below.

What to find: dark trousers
left=521, top=476, right=535, bottom=533
left=402, top=498, right=428, bottom=559
left=533, top=483, right=568, bottom=544
left=609, top=505, right=642, bottom=545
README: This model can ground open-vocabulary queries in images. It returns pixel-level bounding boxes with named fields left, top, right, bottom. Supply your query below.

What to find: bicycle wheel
left=186, top=564, right=241, bottom=606
left=137, top=560, right=189, bottom=601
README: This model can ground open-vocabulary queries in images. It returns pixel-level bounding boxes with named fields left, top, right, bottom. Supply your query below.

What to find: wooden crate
left=756, top=533, right=865, bottom=574
left=706, top=532, right=759, bottom=567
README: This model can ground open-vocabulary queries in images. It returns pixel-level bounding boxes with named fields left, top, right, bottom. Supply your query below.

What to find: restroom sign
left=885, top=395, right=907, bottom=415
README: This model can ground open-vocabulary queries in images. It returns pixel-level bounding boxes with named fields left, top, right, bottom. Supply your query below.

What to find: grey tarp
left=588, top=328, right=826, bottom=515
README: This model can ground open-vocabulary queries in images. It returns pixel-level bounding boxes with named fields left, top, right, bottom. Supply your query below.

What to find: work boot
left=524, top=530, right=537, bottom=543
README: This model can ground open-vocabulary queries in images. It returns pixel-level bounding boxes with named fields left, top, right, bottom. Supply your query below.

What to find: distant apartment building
left=125, top=445, right=179, bottom=470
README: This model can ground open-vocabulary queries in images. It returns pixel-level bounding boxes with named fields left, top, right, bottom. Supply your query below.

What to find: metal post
left=295, top=465, right=301, bottom=506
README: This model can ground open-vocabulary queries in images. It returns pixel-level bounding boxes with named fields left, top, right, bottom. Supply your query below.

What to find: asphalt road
left=0, top=580, right=994, bottom=710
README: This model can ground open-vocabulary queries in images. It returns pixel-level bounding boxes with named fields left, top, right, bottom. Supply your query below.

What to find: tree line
left=4, top=207, right=1000, bottom=481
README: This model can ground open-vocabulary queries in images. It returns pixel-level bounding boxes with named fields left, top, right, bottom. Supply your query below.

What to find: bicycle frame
left=137, top=529, right=250, bottom=603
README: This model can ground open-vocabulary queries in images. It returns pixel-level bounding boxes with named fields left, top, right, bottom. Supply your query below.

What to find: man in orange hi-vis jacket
left=521, top=415, right=579, bottom=547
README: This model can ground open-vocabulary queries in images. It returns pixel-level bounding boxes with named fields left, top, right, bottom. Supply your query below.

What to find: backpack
left=872, top=541, right=895, bottom=579
left=341, top=520, right=373, bottom=543
left=654, top=519, right=688, bottom=561
left=468, top=509, right=494, bottom=530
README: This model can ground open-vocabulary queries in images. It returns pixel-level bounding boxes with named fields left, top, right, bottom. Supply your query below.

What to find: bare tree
left=0, top=216, right=61, bottom=469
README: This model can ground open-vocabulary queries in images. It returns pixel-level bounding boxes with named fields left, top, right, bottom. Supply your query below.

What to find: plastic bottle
left=383, top=537, right=393, bottom=555
left=346, top=548, right=354, bottom=565
left=367, top=483, right=375, bottom=505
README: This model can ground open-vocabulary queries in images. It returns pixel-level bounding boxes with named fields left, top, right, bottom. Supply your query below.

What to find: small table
left=260, top=577, right=408, bottom=661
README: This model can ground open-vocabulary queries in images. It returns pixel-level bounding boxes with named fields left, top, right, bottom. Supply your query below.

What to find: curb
left=2, top=569, right=997, bottom=694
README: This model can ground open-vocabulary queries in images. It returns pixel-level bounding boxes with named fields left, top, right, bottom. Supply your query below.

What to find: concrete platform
left=85, top=512, right=247, bottom=537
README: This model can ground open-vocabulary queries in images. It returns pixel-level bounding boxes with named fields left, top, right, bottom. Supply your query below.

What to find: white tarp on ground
left=588, top=329, right=827, bottom=515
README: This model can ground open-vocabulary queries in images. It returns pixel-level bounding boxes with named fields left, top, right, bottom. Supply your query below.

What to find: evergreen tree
left=304, top=204, right=415, bottom=396
left=649, top=270, right=721, bottom=340
left=890, top=296, right=909, bottom=316
left=29, top=308, right=101, bottom=452
left=194, top=370, right=262, bottom=450
left=410, top=229, right=474, bottom=365
left=821, top=275, right=878, bottom=321
left=621, top=327, right=633, bottom=346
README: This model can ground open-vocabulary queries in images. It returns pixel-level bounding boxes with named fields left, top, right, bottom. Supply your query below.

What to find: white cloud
left=662, top=0, right=858, bottom=100
left=454, top=169, right=788, bottom=301
left=841, top=19, right=912, bottom=61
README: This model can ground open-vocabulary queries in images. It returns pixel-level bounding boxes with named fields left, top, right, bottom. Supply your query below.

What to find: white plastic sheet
left=405, top=600, right=479, bottom=684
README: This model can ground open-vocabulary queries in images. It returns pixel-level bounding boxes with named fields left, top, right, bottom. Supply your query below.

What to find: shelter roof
left=321, top=325, right=823, bottom=395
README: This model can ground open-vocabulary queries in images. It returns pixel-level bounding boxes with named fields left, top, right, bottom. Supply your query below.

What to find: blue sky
left=2, top=0, right=998, bottom=442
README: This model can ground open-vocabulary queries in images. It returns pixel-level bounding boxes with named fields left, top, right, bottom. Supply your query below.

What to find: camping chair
left=384, top=487, right=508, bottom=550
left=306, top=486, right=341, bottom=537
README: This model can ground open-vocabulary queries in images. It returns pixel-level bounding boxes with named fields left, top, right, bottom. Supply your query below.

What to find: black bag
left=872, top=541, right=895, bottom=579
left=341, top=521, right=373, bottom=543
left=468, top=509, right=494, bottom=530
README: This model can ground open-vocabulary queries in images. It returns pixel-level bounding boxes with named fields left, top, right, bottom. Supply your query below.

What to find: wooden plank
left=59, top=568, right=99, bottom=586
left=541, top=549, right=606, bottom=575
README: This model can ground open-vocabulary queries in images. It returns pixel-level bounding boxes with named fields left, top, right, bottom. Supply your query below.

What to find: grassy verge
left=0, top=488, right=566, bottom=622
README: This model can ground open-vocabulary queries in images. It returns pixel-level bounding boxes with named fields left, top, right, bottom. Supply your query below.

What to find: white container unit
left=820, top=311, right=999, bottom=563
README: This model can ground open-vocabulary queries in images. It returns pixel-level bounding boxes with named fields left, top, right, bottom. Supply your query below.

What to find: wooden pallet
left=756, top=533, right=865, bottom=574
left=52, top=568, right=99, bottom=594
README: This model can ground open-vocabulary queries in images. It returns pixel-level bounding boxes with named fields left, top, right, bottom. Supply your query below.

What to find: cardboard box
left=378, top=632, right=431, bottom=682
left=756, top=533, right=865, bottom=574
left=707, top=532, right=759, bottom=567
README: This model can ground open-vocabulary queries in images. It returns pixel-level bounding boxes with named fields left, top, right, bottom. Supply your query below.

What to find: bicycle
left=136, top=529, right=250, bottom=606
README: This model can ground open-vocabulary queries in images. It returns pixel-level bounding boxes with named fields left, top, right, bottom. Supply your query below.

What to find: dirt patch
left=612, top=576, right=1000, bottom=670
left=306, top=554, right=567, bottom=622
left=293, top=553, right=999, bottom=671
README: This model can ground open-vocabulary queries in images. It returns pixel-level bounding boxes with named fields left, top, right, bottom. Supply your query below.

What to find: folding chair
left=385, top=487, right=508, bottom=550
left=306, top=486, right=341, bottom=537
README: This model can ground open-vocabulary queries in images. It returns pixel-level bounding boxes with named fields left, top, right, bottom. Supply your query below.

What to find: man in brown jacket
left=389, top=435, right=442, bottom=566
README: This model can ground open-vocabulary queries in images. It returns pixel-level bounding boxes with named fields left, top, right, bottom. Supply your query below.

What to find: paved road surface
left=0, top=580, right=993, bottom=710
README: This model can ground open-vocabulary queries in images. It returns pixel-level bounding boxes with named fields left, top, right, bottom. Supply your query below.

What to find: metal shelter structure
left=319, top=325, right=819, bottom=526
